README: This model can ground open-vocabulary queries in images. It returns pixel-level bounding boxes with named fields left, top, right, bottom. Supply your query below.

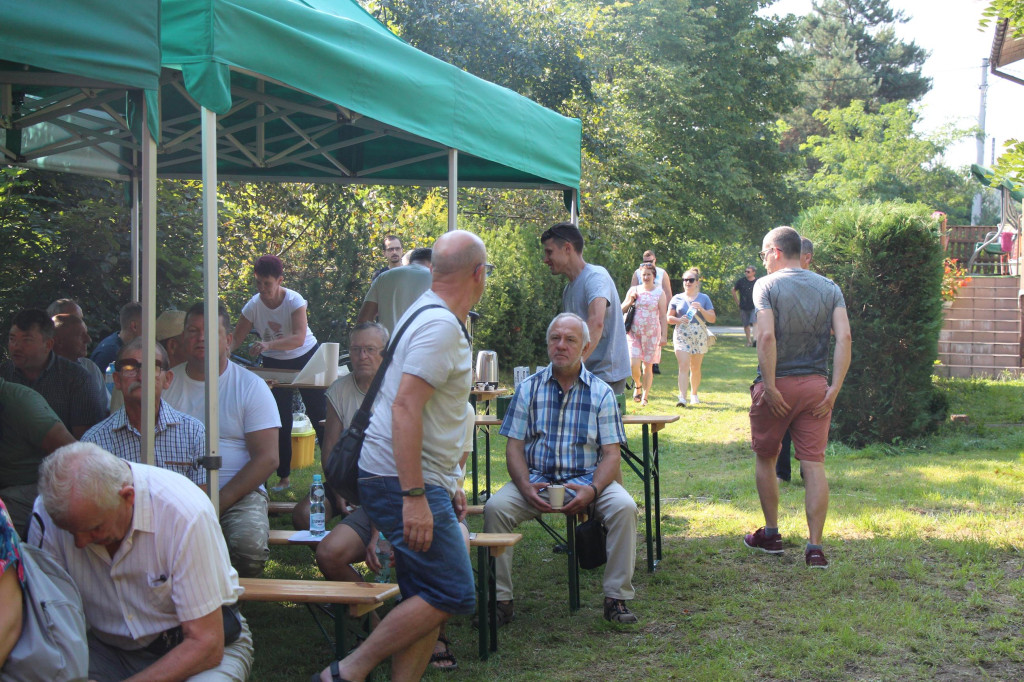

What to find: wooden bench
left=238, top=578, right=399, bottom=657
left=268, top=500, right=297, bottom=516
left=266, top=529, right=521, bottom=660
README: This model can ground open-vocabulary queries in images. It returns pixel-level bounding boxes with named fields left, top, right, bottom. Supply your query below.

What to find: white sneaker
left=689, top=395, right=700, bottom=405
left=675, top=395, right=687, bottom=407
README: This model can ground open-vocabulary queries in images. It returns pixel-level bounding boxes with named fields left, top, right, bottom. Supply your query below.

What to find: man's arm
left=660, top=272, right=672, bottom=338
left=755, top=309, right=791, bottom=418
left=40, top=421, right=76, bottom=453
left=813, top=307, right=852, bottom=417
left=391, top=373, right=435, bottom=552
left=220, top=428, right=278, bottom=511
left=123, top=608, right=225, bottom=682
left=355, top=300, right=378, bottom=326
left=505, top=436, right=552, bottom=512
left=563, top=442, right=621, bottom=515
left=732, top=288, right=740, bottom=308
left=582, top=297, right=608, bottom=362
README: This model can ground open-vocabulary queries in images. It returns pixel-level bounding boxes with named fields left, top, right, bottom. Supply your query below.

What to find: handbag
left=324, top=304, right=470, bottom=504
left=623, top=288, right=637, bottom=333
left=2, top=542, right=89, bottom=682
left=574, top=506, right=608, bottom=570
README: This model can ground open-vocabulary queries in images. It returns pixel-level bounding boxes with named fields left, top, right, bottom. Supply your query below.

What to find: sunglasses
left=683, top=277, right=697, bottom=283
left=114, top=359, right=167, bottom=376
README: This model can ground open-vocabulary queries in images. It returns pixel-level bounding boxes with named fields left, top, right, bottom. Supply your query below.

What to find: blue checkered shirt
left=499, top=364, right=626, bottom=486
left=81, top=399, right=207, bottom=486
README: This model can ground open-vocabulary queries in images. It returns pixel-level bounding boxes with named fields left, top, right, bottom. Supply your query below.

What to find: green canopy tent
left=3, top=0, right=582, bottom=506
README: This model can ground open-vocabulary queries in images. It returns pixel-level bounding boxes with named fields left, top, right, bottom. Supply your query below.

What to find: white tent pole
left=570, top=189, right=578, bottom=226
left=202, top=106, right=221, bottom=511
left=140, top=98, right=157, bottom=464
left=131, top=166, right=140, bottom=302
left=448, top=148, right=457, bottom=231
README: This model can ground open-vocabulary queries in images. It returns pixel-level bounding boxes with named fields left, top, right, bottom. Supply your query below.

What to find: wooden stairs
left=937, top=276, right=1023, bottom=378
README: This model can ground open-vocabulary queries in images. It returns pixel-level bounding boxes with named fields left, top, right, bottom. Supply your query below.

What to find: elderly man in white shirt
left=29, top=442, right=252, bottom=681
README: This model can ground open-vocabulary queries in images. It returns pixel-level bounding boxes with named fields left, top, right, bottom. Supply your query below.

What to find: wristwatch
left=401, top=487, right=426, bottom=497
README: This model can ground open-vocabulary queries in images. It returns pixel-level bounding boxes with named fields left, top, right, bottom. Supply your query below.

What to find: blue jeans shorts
left=358, top=470, right=476, bottom=615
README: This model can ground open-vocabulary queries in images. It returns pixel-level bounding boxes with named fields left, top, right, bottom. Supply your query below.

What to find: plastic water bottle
left=105, top=362, right=116, bottom=396
left=309, top=475, right=326, bottom=537
left=375, top=532, right=391, bottom=583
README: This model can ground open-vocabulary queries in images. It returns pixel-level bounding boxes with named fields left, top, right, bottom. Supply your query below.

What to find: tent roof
left=971, top=163, right=1024, bottom=203
left=2, top=0, right=581, bottom=190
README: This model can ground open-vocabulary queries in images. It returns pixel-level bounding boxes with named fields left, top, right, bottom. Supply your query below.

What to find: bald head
left=431, top=230, right=486, bottom=277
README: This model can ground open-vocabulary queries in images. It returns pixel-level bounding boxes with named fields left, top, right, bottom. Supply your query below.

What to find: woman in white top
left=667, top=267, right=716, bottom=407
left=232, top=254, right=326, bottom=491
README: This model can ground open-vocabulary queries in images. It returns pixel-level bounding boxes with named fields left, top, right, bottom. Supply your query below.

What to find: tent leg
left=570, top=189, right=578, bottom=226
left=448, top=148, right=457, bottom=232
left=140, top=98, right=157, bottom=464
left=202, top=106, right=221, bottom=510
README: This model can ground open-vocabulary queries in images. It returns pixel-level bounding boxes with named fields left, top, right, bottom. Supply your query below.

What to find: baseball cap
left=155, top=310, right=186, bottom=341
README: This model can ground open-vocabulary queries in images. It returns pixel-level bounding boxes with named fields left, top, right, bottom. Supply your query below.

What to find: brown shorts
left=749, top=375, right=831, bottom=463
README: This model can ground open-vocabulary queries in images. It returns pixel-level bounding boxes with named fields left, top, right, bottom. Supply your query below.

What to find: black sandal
left=310, top=660, right=353, bottom=682
left=429, top=635, right=459, bottom=671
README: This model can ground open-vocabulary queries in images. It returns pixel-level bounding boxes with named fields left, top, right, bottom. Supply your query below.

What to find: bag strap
left=351, top=303, right=471, bottom=425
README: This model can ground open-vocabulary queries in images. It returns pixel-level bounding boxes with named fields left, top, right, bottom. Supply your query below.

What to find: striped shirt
left=82, top=400, right=207, bottom=486
left=499, top=364, right=626, bottom=485
left=29, top=463, right=241, bottom=651
left=1, top=352, right=107, bottom=434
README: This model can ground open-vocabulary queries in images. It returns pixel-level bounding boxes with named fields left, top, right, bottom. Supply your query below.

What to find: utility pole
left=972, top=58, right=989, bottom=225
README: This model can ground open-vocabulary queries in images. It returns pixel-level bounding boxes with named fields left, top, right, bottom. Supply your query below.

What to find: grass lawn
left=252, top=334, right=1024, bottom=681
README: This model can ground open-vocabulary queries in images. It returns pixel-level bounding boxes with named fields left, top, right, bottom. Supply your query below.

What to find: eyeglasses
left=349, top=346, right=383, bottom=357
left=639, top=263, right=655, bottom=269
left=759, top=246, right=775, bottom=261
left=114, top=359, right=166, bottom=376
left=476, top=262, right=495, bottom=278
left=683, top=277, right=697, bottom=283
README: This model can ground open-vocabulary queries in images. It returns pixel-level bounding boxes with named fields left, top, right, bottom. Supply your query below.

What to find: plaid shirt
left=81, top=399, right=207, bottom=486
left=499, top=364, right=626, bottom=486
left=1, top=353, right=106, bottom=434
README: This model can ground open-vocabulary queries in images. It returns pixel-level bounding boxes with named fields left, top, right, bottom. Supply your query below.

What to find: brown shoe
left=603, top=598, right=638, bottom=624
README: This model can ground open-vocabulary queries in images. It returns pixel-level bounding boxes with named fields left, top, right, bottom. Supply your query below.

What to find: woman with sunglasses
left=621, top=262, right=667, bottom=405
left=668, top=267, right=716, bottom=406
left=232, top=254, right=326, bottom=492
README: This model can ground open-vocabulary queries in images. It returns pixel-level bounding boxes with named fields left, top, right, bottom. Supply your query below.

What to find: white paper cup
left=547, top=484, right=565, bottom=509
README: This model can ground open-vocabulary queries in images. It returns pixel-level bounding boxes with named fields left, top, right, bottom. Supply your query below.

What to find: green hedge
left=796, top=202, right=948, bottom=446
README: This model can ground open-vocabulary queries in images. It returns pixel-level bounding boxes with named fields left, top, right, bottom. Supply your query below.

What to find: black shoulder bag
left=324, top=304, right=448, bottom=505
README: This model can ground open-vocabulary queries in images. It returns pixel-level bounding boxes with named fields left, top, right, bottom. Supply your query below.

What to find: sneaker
left=743, top=527, right=783, bottom=554
left=689, top=395, right=700, bottom=405
left=603, top=598, right=638, bottom=624
left=675, top=396, right=687, bottom=407
left=652, top=363, right=661, bottom=375
left=805, top=548, right=829, bottom=569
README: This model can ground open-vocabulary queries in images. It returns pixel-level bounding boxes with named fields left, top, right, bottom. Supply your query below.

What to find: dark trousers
left=261, top=345, right=326, bottom=479
left=775, top=430, right=796, bottom=481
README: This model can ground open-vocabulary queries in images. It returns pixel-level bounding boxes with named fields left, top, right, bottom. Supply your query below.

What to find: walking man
left=732, top=266, right=758, bottom=347
left=743, top=226, right=851, bottom=568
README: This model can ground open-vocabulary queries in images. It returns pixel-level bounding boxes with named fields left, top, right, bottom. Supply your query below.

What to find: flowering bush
left=941, top=257, right=971, bottom=302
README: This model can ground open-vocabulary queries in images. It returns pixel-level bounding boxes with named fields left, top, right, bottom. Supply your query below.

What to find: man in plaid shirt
left=484, top=312, right=639, bottom=624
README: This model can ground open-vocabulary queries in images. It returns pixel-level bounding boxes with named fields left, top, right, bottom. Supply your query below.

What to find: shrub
left=796, top=201, right=948, bottom=446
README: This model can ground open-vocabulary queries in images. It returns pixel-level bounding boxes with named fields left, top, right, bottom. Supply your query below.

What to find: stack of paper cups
left=323, top=342, right=340, bottom=385
left=513, top=366, right=530, bottom=388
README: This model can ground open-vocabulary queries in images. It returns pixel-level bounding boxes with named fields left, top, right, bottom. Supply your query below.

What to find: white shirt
left=325, top=372, right=365, bottom=430
left=363, top=264, right=432, bottom=333
left=29, top=464, right=242, bottom=651
left=241, top=288, right=317, bottom=360
left=163, top=361, right=280, bottom=489
left=360, top=290, right=471, bottom=497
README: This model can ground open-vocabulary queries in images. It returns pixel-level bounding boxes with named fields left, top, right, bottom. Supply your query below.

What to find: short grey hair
left=38, top=443, right=131, bottom=524
left=350, top=321, right=390, bottom=348
left=118, top=336, right=170, bottom=368
left=546, top=312, right=590, bottom=346
left=800, top=237, right=814, bottom=255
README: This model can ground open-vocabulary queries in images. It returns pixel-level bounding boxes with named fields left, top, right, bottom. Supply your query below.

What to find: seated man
left=29, top=443, right=252, bottom=681
left=484, top=312, right=639, bottom=624
left=163, top=302, right=280, bottom=578
left=82, top=338, right=207, bottom=488
left=2, top=309, right=107, bottom=438
left=0, top=379, right=75, bottom=535
left=52, top=312, right=106, bottom=395
left=90, top=301, right=142, bottom=372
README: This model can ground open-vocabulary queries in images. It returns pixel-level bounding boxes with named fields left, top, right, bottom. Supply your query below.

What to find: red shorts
left=749, top=375, right=831, bottom=463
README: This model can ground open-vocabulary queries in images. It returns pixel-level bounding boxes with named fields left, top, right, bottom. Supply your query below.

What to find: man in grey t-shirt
left=541, top=223, right=631, bottom=394
left=743, top=226, right=851, bottom=570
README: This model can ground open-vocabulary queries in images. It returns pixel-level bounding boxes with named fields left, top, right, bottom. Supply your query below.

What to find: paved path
left=707, top=325, right=745, bottom=336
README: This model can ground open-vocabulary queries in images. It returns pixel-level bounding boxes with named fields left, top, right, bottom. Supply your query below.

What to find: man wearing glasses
left=541, top=222, right=631, bottom=394
left=732, top=266, right=759, bottom=347
left=371, top=234, right=405, bottom=282
left=82, top=338, right=206, bottom=488
left=744, top=226, right=851, bottom=569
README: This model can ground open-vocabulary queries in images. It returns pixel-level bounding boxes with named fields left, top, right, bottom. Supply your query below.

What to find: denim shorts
left=358, top=470, right=476, bottom=615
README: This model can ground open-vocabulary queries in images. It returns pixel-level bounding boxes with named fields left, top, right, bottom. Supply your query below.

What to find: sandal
left=633, top=390, right=642, bottom=403
left=310, top=660, right=353, bottom=682
left=429, top=635, right=459, bottom=671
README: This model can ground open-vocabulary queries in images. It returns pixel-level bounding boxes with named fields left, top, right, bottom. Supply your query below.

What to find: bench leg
left=476, top=544, right=490, bottom=660
left=653, top=430, right=662, bottom=566
left=566, top=515, right=580, bottom=612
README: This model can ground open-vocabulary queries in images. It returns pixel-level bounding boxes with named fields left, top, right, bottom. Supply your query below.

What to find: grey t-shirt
left=562, top=263, right=631, bottom=385
left=753, top=268, right=846, bottom=382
